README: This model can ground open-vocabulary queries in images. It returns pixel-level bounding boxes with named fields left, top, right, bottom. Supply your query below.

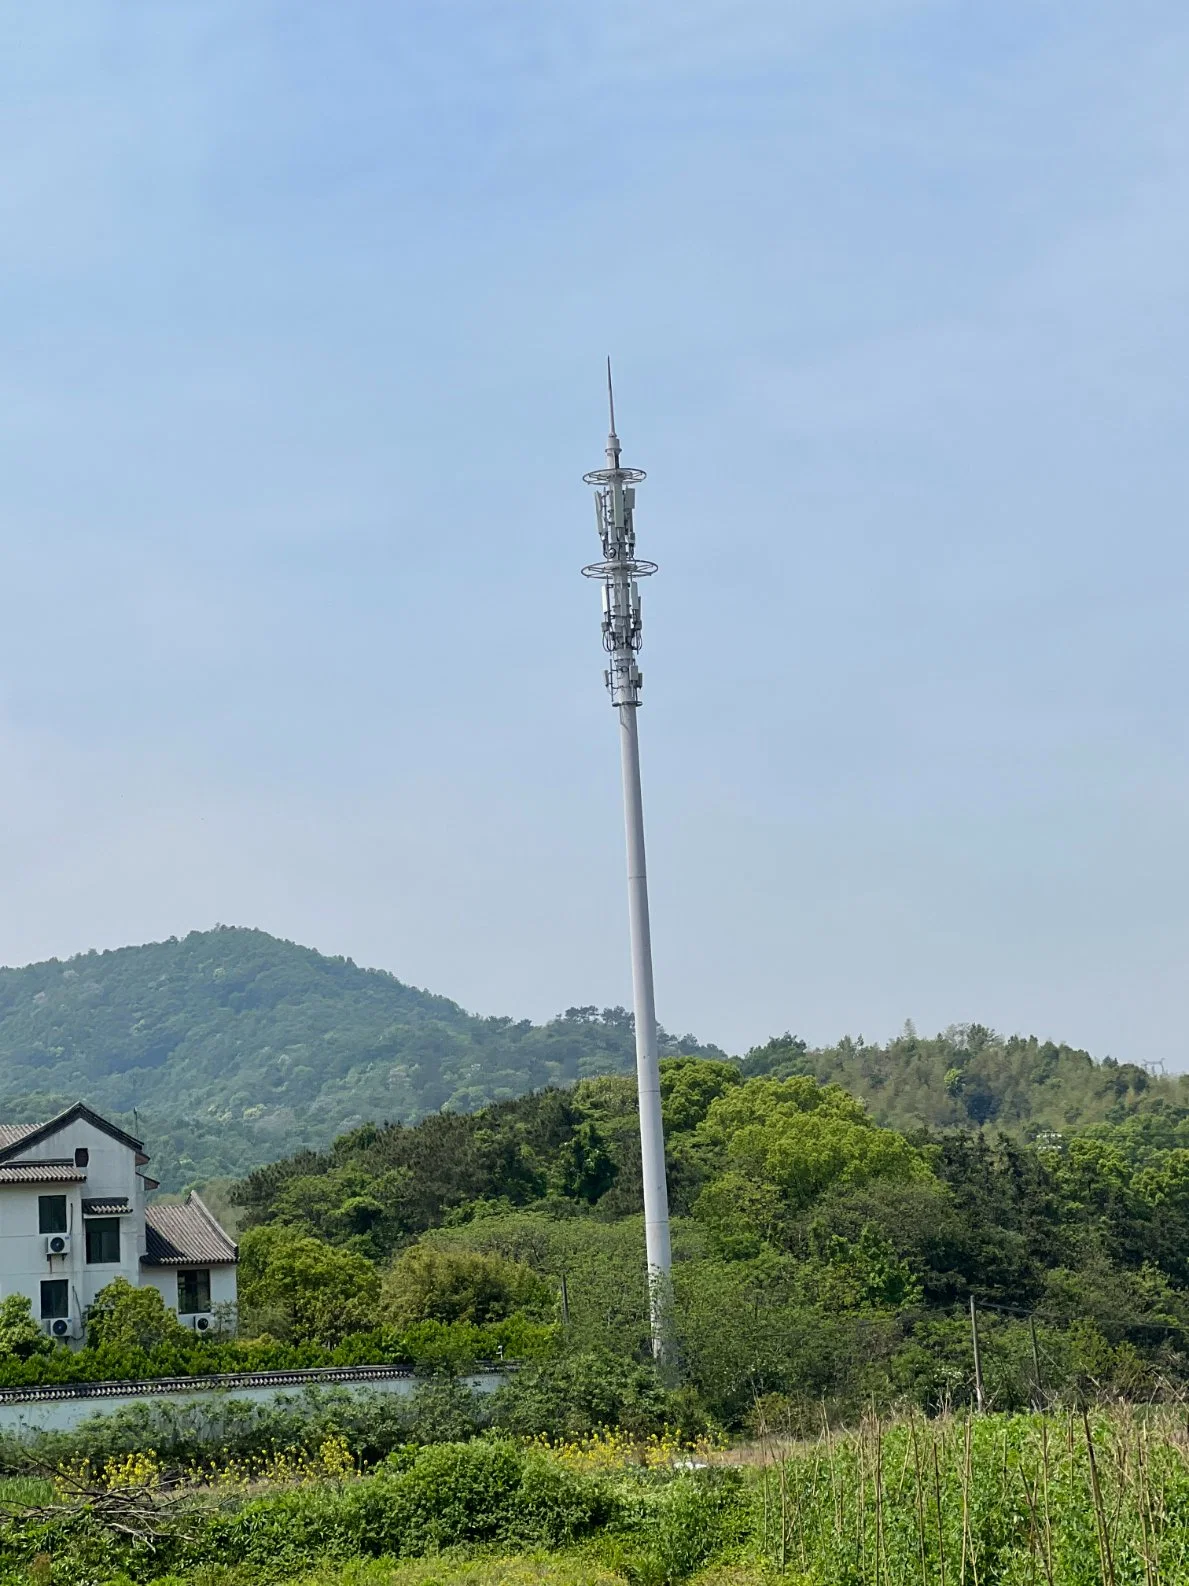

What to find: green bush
left=488, top=1352, right=677, bottom=1440
left=382, top=1245, right=556, bottom=1326
left=645, top=1470, right=749, bottom=1585
left=0, top=1386, right=457, bottom=1473
left=86, top=1278, right=191, bottom=1353
left=0, top=1441, right=616, bottom=1581
left=0, top=1315, right=553, bottom=1392
left=0, top=1295, right=51, bottom=1362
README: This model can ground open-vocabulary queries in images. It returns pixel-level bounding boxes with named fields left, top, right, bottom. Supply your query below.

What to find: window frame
left=84, top=1217, right=122, bottom=1266
left=177, top=1268, right=212, bottom=1315
left=40, top=1279, right=69, bottom=1320
left=38, top=1196, right=67, bottom=1235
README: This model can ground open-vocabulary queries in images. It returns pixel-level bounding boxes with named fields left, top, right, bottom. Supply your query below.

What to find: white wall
left=142, top=1263, right=237, bottom=1316
left=0, top=1183, right=88, bottom=1323
left=209, top=1265, right=237, bottom=1310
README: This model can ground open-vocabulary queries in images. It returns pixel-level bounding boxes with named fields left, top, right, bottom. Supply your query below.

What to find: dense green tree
left=86, top=1279, right=187, bottom=1353
left=382, top=1246, right=555, bottom=1326
left=237, top=1225, right=381, bottom=1344
left=691, top=1076, right=932, bottom=1235
left=0, top=1294, right=51, bottom=1360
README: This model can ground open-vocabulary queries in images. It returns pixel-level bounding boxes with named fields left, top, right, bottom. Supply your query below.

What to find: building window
left=177, top=1269, right=211, bottom=1314
left=40, top=1279, right=69, bottom=1320
left=38, top=1196, right=67, bottom=1235
left=84, top=1218, right=121, bottom=1265
left=74, top=1148, right=88, bottom=1167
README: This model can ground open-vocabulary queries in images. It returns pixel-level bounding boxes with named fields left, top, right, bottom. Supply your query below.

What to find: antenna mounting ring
left=583, top=467, right=647, bottom=486
left=581, top=558, right=658, bottom=580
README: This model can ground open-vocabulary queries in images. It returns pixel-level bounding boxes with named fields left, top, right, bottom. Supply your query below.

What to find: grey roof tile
left=143, top=1195, right=237, bottom=1266
left=0, top=1125, right=40, bottom=1149
left=0, top=1164, right=87, bottom=1183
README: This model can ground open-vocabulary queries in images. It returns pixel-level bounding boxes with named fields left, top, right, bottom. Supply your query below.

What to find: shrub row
left=0, top=1439, right=748, bottom=1586
left=0, top=1354, right=684, bottom=1472
left=0, top=1317, right=555, bottom=1389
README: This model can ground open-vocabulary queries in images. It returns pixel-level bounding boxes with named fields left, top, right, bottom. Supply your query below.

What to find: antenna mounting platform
left=582, top=558, right=657, bottom=580
left=582, top=467, right=646, bottom=487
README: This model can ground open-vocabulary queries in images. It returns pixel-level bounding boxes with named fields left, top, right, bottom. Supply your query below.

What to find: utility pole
left=969, top=1295, right=985, bottom=1412
left=1029, top=1313, right=1043, bottom=1410
left=581, top=362, right=673, bottom=1360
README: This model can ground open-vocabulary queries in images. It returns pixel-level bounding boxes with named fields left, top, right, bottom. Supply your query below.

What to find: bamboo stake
left=822, top=1403, right=842, bottom=1538
left=1040, top=1417, right=1054, bottom=1586
left=796, top=1450, right=809, bottom=1573
left=919, top=1414, right=938, bottom=1586
left=874, top=1414, right=885, bottom=1586
left=1018, top=1465, right=1055, bottom=1586
left=1136, top=1419, right=1156, bottom=1586
left=778, top=1453, right=787, bottom=1573
left=960, top=1413, right=981, bottom=1586
left=1083, top=1409, right=1117, bottom=1586
left=932, top=1437, right=947, bottom=1586
left=856, top=1414, right=867, bottom=1579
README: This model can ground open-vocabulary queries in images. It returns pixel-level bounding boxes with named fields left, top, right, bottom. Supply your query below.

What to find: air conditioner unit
left=186, top=1313, right=214, bottom=1334
left=44, top=1316, right=76, bottom=1340
left=44, top=1233, right=71, bottom=1258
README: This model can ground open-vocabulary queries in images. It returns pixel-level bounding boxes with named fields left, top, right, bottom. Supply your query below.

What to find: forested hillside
left=230, top=1057, right=1189, bottom=1423
left=0, top=927, right=721, bottom=1186
left=0, top=926, right=1184, bottom=1191
left=744, top=1024, right=1183, bottom=1135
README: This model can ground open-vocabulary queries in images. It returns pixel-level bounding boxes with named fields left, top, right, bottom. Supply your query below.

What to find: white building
left=0, top=1102, right=237, bottom=1341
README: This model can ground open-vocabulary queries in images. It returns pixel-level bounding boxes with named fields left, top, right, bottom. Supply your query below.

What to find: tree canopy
left=228, top=1053, right=1189, bottom=1424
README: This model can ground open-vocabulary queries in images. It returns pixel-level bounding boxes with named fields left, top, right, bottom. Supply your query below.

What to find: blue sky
left=2, top=1, right=1189, bottom=1064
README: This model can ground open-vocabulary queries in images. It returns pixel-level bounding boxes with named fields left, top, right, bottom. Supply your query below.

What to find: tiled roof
left=143, top=1195, right=237, bottom=1266
left=0, top=1164, right=86, bottom=1183
left=82, top=1199, right=132, bottom=1216
left=0, top=1125, right=39, bottom=1150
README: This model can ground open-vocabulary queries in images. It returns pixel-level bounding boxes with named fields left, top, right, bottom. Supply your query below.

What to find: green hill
left=742, top=1024, right=1189, bottom=1135
left=0, top=927, right=722, bottom=1187
left=1, top=926, right=1185, bottom=1194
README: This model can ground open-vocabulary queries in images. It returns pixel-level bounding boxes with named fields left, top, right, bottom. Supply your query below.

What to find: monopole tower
left=581, top=363, right=673, bottom=1359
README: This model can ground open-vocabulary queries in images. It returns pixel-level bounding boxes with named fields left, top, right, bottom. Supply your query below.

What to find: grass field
left=139, top=1557, right=776, bottom=1586
left=0, top=1474, right=53, bottom=1507
left=142, top=1559, right=639, bottom=1586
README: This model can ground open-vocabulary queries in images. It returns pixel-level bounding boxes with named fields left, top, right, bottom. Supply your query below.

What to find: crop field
left=752, top=1406, right=1189, bottom=1584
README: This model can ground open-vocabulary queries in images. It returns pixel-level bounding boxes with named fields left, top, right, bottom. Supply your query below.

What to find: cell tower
left=581, top=362, right=673, bottom=1360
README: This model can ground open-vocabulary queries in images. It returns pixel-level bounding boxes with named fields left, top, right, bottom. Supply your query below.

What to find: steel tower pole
left=582, top=363, right=673, bottom=1359
left=619, top=700, right=673, bottom=1340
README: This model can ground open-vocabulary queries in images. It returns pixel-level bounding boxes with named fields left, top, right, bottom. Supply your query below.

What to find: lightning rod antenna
left=581, top=368, right=673, bottom=1362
